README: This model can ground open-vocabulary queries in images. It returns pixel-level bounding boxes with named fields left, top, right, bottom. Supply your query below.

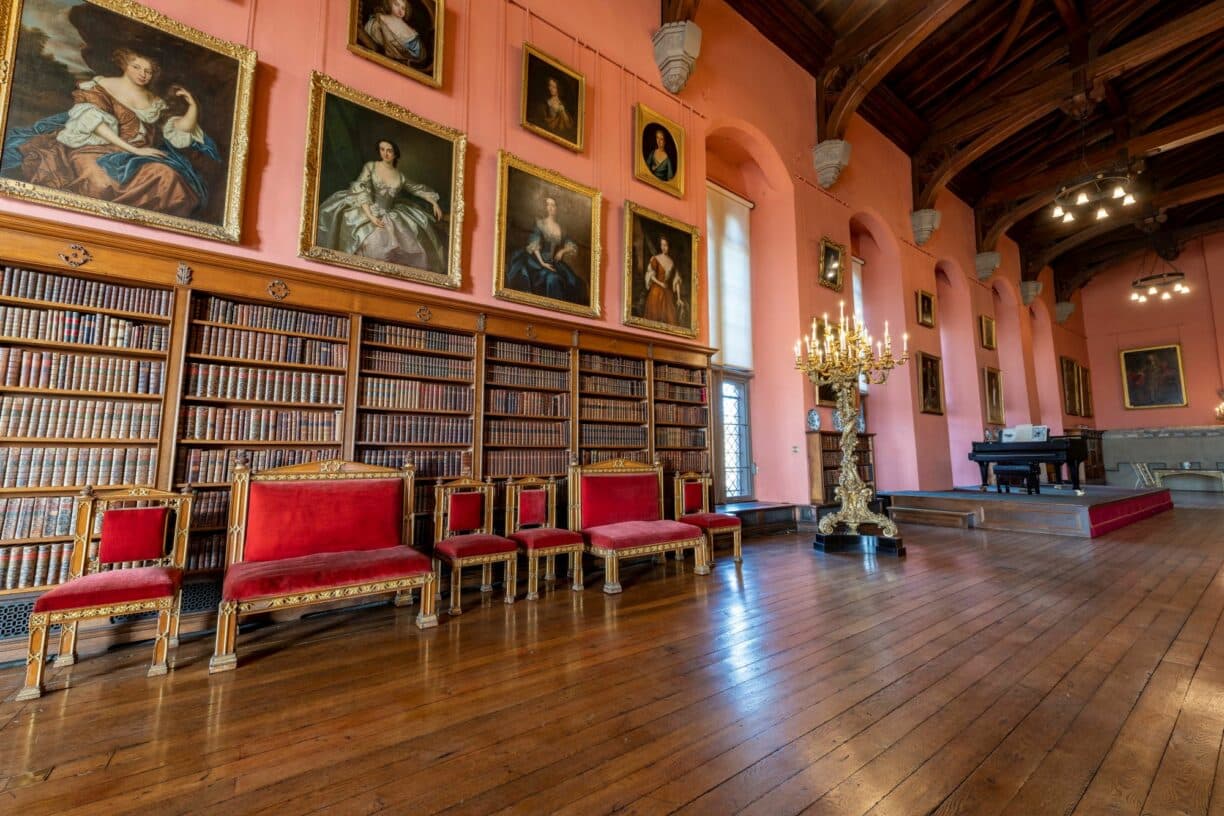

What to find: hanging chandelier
left=1051, top=172, right=1136, bottom=224
left=1129, top=244, right=1188, bottom=304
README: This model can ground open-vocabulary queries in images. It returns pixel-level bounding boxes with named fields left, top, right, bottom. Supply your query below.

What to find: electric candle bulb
left=903, top=332, right=909, bottom=354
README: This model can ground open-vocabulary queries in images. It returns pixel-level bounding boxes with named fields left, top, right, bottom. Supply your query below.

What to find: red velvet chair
left=505, top=476, right=584, bottom=598
left=17, top=486, right=193, bottom=701
left=433, top=477, right=518, bottom=614
left=674, top=472, right=742, bottom=564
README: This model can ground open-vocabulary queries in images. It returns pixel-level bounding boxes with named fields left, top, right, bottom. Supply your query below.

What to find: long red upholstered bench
left=568, top=458, right=709, bottom=594
left=209, top=460, right=436, bottom=673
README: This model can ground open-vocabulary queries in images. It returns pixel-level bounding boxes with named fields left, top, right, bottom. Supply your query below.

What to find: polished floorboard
left=1, top=502, right=1223, bottom=815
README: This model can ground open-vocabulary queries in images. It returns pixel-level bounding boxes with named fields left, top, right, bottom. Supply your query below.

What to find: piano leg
left=978, top=461, right=990, bottom=492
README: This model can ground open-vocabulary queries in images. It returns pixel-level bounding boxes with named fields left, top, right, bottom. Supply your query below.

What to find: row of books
left=193, top=325, right=344, bottom=368
left=0, top=495, right=77, bottom=541
left=193, top=295, right=349, bottom=339
left=362, top=349, right=474, bottom=381
left=177, top=446, right=342, bottom=485
left=185, top=363, right=345, bottom=406
left=2, top=266, right=173, bottom=318
left=186, top=532, right=227, bottom=571
left=818, top=435, right=872, bottom=451
left=655, top=382, right=707, bottom=403
left=359, top=447, right=471, bottom=479
left=0, top=446, right=157, bottom=488
left=2, top=305, right=170, bottom=351
left=580, top=375, right=646, bottom=398
left=190, top=490, right=231, bottom=528
left=488, top=339, right=569, bottom=368
left=581, top=449, right=650, bottom=465
left=1, top=348, right=165, bottom=394
left=485, top=448, right=569, bottom=477
left=0, top=396, right=160, bottom=440
left=358, top=414, right=472, bottom=444
left=656, top=427, right=707, bottom=448
left=486, top=419, right=569, bottom=447
left=580, top=353, right=645, bottom=378
left=580, top=426, right=648, bottom=447
left=179, top=406, right=342, bottom=442
left=365, top=322, right=475, bottom=356
left=657, top=450, right=708, bottom=472
left=822, top=466, right=875, bottom=485
left=361, top=377, right=473, bottom=412
left=654, top=364, right=706, bottom=385
left=580, top=397, right=646, bottom=423
left=487, top=364, right=568, bottom=391
left=0, top=541, right=73, bottom=589
left=486, top=388, right=569, bottom=417
left=655, top=403, right=708, bottom=425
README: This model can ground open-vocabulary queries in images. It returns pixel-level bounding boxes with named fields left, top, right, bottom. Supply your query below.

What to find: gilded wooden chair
left=17, top=486, right=192, bottom=701
left=673, top=472, right=742, bottom=564
left=433, top=477, right=518, bottom=614
left=505, top=476, right=585, bottom=599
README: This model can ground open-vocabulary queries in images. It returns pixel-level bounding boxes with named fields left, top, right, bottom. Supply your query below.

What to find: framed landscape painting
left=348, top=0, right=443, bottom=88
left=520, top=43, right=583, bottom=152
left=1120, top=344, right=1186, bottom=409
left=0, top=0, right=256, bottom=242
left=493, top=150, right=601, bottom=317
left=633, top=103, right=684, bottom=198
left=299, top=72, right=466, bottom=289
left=623, top=200, right=699, bottom=338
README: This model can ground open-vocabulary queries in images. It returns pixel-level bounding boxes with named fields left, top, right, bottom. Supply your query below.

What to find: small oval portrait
left=633, top=104, right=684, bottom=198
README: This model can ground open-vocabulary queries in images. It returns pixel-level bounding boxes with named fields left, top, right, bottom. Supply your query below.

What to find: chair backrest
left=70, top=486, right=194, bottom=579
left=434, top=477, right=495, bottom=542
left=505, top=476, right=557, bottom=533
left=228, top=459, right=413, bottom=564
left=568, top=458, right=663, bottom=530
left=673, top=471, right=712, bottom=517
left=1133, top=462, right=1158, bottom=488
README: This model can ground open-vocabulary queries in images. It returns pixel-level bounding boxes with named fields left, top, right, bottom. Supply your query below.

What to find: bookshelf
left=651, top=361, right=710, bottom=475
left=483, top=338, right=572, bottom=478
left=806, top=431, right=876, bottom=506
left=175, top=293, right=349, bottom=573
left=577, top=352, right=649, bottom=466
left=0, top=265, right=172, bottom=594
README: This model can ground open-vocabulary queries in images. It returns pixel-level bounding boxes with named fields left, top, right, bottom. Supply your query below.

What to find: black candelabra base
left=813, top=530, right=905, bottom=557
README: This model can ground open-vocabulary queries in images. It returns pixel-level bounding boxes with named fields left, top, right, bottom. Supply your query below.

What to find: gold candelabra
left=795, top=302, right=908, bottom=537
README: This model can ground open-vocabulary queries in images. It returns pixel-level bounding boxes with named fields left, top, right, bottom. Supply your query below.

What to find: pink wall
left=0, top=0, right=1079, bottom=500
left=1081, top=234, right=1224, bottom=429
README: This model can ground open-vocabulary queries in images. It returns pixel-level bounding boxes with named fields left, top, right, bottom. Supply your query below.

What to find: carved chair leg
left=603, top=555, right=622, bottom=594
left=706, top=532, right=717, bottom=566
left=527, top=555, right=540, bottom=600
left=416, top=576, right=438, bottom=628
left=169, top=591, right=184, bottom=648
left=394, top=589, right=415, bottom=607
left=16, top=613, right=49, bottom=701
left=733, top=528, right=743, bottom=562
left=481, top=563, right=493, bottom=593
left=148, top=608, right=171, bottom=677
left=504, top=557, right=517, bottom=605
left=449, top=563, right=463, bottom=616
left=567, top=551, right=576, bottom=579
left=694, top=539, right=711, bottom=576
left=653, top=552, right=666, bottom=565
left=545, top=554, right=556, bottom=582
left=432, top=558, right=443, bottom=602
left=571, top=549, right=584, bottom=592
left=209, top=601, right=239, bottom=674
left=54, top=620, right=79, bottom=668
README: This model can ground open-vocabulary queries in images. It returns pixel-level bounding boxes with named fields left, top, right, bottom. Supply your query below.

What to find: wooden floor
left=2, top=502, right=1224, bottom=815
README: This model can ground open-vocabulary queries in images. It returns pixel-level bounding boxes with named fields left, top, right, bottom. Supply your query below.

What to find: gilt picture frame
left=633, top=103, right=684, bottom=198
left=1119, top=344, right=1186, bottom=409
left=347, top=0, right=443, bottom=88
left=299, top=72, right=466, bottom=289
left=1060, top=355, right=1082, bottom=416
left=520, top=43, right=584, bottom=152
left=916, top=289, right=937, bottom=328
left=917, top=351, right=944, bottom=415
left=979, top=314, right=997, bottom=350
left=623, top=200, right=699, bottom=338
left=0, top=0, right=256, bottom=242
left=983, top=366, right=1004, bottom=425
left=818, top=237, right=846, bottom=293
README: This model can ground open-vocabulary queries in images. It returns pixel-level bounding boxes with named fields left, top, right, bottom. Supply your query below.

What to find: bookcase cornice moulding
left=0, top=212, right=713, bottom=364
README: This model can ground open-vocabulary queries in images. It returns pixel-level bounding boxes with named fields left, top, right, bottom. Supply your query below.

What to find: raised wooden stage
left=885, top=485, right=1173, bottom=538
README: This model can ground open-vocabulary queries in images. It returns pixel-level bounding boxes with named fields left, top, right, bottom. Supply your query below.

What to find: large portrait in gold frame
left=917, top=351, right=944, bottom=415
left=983, top=366, right=1004, bottom=424
left=1060, top=355, right=1082, bottom=415
left=818, top=237, right=846, bottom=293
left=493, top=150, right=601, bottom=317
left=347, top=0, right=443, bottom=88
left=0, top=0, right=256, bottom=243
left=633, top=103, right=684, bottom=198
left=622, top=200, right=699, bottom=338
left=520, top=43, right=583, bottom=152
left=1119, top=344, right=1186, bottom=409
left=299, top=72, right=465, bottom=289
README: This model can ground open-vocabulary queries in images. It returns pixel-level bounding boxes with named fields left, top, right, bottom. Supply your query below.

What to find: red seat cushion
left=681, top=512, right=742, bottom=531
left=222, top=546, right=431, bottom=601
left=34, top=567, right=181, bottom=612
left=99, top=507, right=171, bottom=563
left=583, top=520, right=703, bottom=551
left=508, top=527, right=584, bottom=551
left=435, top=533, right=517, bottom=560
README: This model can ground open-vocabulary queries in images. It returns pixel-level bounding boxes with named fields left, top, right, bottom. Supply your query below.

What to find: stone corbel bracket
left=653, top=20, right=702, bottom=94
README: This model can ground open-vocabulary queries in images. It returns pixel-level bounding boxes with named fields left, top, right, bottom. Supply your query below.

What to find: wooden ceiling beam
left=721, top=0, right=834, bottom=75
left=1096, top=0, right=1163, bottom=48
left=1058, top=214, right=1224, bottom=293
left=661, top=0, right=700, bottom=24
left=825, top=0, right=974, bottom=139
left=825, top=0, right=930, bottom=69
left=959, top=0, right=1036, bottom=98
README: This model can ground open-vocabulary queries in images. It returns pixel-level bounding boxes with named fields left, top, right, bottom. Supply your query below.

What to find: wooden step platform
left=888, top=506, right=976, bottom=528
left=715, top=501, right=797, bottom=536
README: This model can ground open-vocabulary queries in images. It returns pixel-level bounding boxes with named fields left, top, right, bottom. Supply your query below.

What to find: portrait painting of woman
left=0, top=0, right=255, bottom=242
left=633, top=104, right=684, bottom=198
left=623, top=201, right=699, bottom=337
left=348, top=0, right=443, bottom=88
left=494, top=151, right=601, bottom=317
left=300, top=73, right=466, bottom=289
left=521, top=44, right=584, bottom=152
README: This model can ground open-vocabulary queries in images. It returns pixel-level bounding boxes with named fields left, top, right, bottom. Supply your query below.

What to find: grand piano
left=969, top=437, right=1088, bottom=491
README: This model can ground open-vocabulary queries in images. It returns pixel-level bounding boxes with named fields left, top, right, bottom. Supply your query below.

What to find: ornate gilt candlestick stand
left=796, top=304, right=908, bottom=555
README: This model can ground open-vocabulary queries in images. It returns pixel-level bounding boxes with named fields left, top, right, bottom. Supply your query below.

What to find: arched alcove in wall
left=936, top=261, right=980, bottom=486
left=849, top=210, right=919, bottom=490
left=1029, top=298, right=1064, bottom=434
left=705, top=118, right=804, bottom=503
left=992, top=278, right=1033, bottom=425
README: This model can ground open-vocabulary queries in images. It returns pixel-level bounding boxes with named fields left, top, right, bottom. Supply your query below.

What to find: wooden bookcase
left=806, top=431, right=876, bottom=506
left=578, top=352, right=649, bottom=466
left=651, top=360, right=710, bottom=475
left=0, top=265, right=173, bottom=594
left=483, top=338, right=572, bottom=478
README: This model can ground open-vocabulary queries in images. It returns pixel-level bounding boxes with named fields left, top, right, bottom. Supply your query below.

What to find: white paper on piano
left=1000, top=424, right=1050, bottom=443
